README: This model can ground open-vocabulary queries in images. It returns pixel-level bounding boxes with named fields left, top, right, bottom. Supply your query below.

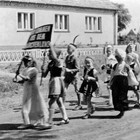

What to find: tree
left=114, top=3, right=132, bottom=32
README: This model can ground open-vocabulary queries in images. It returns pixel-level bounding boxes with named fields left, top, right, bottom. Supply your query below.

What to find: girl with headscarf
left=101, top=45, right=117, bottom=106
left=125, top=43, right=140, bottom=75
left=109, top=49, right=130, bottom=118
left=14, top=56, right=50, bottom=129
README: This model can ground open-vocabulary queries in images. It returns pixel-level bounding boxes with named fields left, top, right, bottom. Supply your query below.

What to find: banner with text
left=23, top=24, right=53, bottom=50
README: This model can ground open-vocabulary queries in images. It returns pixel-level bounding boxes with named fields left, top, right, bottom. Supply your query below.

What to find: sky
left=110, top=0, right=140, bottom=34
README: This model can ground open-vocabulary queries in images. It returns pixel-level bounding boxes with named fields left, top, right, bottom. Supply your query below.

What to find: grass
left=0, top=54, right=105, bottom=94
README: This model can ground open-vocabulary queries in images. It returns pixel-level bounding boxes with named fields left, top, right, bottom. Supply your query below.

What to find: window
left=85, top=16, right=102, bottom=32
left=17, top=12, right=35, bottom=31
left=55, top=14, right=69, bottom=31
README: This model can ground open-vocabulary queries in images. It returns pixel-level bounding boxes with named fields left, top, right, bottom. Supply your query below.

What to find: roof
left=0, top=0, right=118, bottom=10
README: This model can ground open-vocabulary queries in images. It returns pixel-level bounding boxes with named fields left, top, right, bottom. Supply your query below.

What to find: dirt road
left=0, top=76, right=140, bottom=140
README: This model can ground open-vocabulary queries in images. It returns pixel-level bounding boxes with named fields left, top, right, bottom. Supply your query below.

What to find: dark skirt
left=79, top=80, right=98, bottom=96
left=111, top=75, right=128, bottom=111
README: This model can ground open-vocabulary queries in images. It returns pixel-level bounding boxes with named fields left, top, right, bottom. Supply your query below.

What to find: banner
left=23, top=24, right=53, bottom=50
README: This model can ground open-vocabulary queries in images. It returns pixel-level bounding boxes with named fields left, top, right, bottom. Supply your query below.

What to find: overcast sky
left=110, top=0, right=140, bottom=34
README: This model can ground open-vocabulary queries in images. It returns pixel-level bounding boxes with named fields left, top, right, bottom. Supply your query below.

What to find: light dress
left=22, top=67, right=48, bottom=125
left=105, top=54, right=117, bottom=82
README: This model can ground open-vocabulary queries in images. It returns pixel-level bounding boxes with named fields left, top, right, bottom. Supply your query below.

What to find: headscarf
left=22, top=55, right=33, bottom=62
left=115, top=49, right=126, bottom=60
left=106, top=45, right=112, bottom=50
left=106, top=45, right=113, bottom=54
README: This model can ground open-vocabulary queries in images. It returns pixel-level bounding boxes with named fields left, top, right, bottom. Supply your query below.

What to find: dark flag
left=23, top=24, right=53, bottom=50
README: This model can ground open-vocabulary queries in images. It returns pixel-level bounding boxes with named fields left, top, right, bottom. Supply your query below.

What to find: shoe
left=35, top=124, right=52, bottom=130
left=60, top=119, right=69, bottom=125
left=90, top=108, right=95, bottom=114
left=82, top=114, right=91, bottom=119
left=134, top=103, right=140, bottom=108
left=106, top=101, right=113, bottom=106
left=116, top=111, right=124, bottom=118
left=104, top=80, right=110, bottom=83
left=73, top=105, right=82, bottom=111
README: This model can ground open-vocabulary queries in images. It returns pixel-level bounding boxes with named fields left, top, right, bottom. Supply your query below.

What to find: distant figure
left=14, top=56, right=50, bottom=130
left=101, top=45, right=117, bottom=106
left=42, top=43, right=69, bottom=125
left=79, top=56, right=98, bottom=119
left=109, top=49, right=130, bottom=118
left=125, top=43, right=140, bottom=107
left=64, top=43, right=82, bottom=110
left=125, top=43, right=140, bottom=76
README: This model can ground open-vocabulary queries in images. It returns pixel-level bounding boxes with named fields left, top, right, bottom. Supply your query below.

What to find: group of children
left=103, top=43, right=140, bottom=118
left=13, top=41, right=140, bottom=129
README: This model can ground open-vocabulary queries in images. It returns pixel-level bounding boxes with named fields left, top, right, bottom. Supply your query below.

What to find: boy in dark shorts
left=64, top=43, right=82, bottom=110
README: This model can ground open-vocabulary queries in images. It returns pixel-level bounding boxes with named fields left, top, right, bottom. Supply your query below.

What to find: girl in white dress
left=14, top=56, right=50, bottom=129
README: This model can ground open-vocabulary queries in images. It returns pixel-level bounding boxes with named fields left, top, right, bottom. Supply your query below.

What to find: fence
left=0, top=47, right=103, bottom=63
left=0, top=45, right=138, bottom=63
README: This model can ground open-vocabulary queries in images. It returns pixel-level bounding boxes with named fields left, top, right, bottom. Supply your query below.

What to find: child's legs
left=86, top=95, right=95, bottom=114
left=22, top=100, right=31, bottom=125
left=95, top=82, right=100, bottom=97
left=48, top=97, right=57, bottom=123
left=73, top=79, right=81, bottom=106
left=134, top=89, right=140, bottom=103
left=107, top=84, right=113, bottom=105
left=56, top=97, right=68, bottom=120
left=63, top=82, right=70, bottom=103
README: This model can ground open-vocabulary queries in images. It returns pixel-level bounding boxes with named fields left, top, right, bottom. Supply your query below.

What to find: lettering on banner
left=24, top=24, right=53, bottom=50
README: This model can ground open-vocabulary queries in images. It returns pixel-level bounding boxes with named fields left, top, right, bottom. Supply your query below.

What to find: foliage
left=114, top=3, right=131, bottom=32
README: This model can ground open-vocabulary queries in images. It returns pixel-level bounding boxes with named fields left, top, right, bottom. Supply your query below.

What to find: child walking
left=101, top=45, right=117, bottom=106
left=125, top=44, right=140, bottom=107
left=109, top=49, right=130, bottom=118
left=64, top=43, right=82, bottom=110
left=42, top=42, right=69, bottom=125
left=13, top=56, right=50, bottom=129
left=79, top=56, right=98, bottom=119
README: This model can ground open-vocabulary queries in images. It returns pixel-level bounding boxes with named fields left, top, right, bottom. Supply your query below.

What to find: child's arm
left=18, top=74, right=30, bottom=81
left=18, top=68, right=37, bottom=81
left=108, top=64, right=117, bottom=87
left=42, top=68, right=49, bottom=78
left=134, top=55, right=140, bottom=69
left=13, top=75, right=24, bottom=84
left=49, top=42, right=57, bottom=60
left=86, top=69, right=98, bottom=81
left=72, top=58, right=79, bottom=73
left=49, top=42, right=61, bottom=64
left=49, top=42, right=62, bottom=68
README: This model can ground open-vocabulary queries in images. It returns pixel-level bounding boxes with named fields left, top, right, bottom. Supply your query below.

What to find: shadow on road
left=0, top=123, right=60, bottom=140
left=89, top=115, right=121, bottom=119
left=0, top=123, right=21, bottom=130
left=95, top=107, right=114, bottom=111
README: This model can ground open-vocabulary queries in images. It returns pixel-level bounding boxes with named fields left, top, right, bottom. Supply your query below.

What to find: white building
left=0, top=0, right=118, bottom=50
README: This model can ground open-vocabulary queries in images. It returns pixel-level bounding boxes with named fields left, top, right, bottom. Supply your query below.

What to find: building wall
left=0, top=3, right=116, bottom=49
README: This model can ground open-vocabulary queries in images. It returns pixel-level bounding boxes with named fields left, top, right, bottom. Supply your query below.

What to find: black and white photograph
left=0, top=0, right=140, bottom=139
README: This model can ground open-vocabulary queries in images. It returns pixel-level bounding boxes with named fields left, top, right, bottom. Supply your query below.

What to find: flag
left=23, top=24, right=53, bottom=50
